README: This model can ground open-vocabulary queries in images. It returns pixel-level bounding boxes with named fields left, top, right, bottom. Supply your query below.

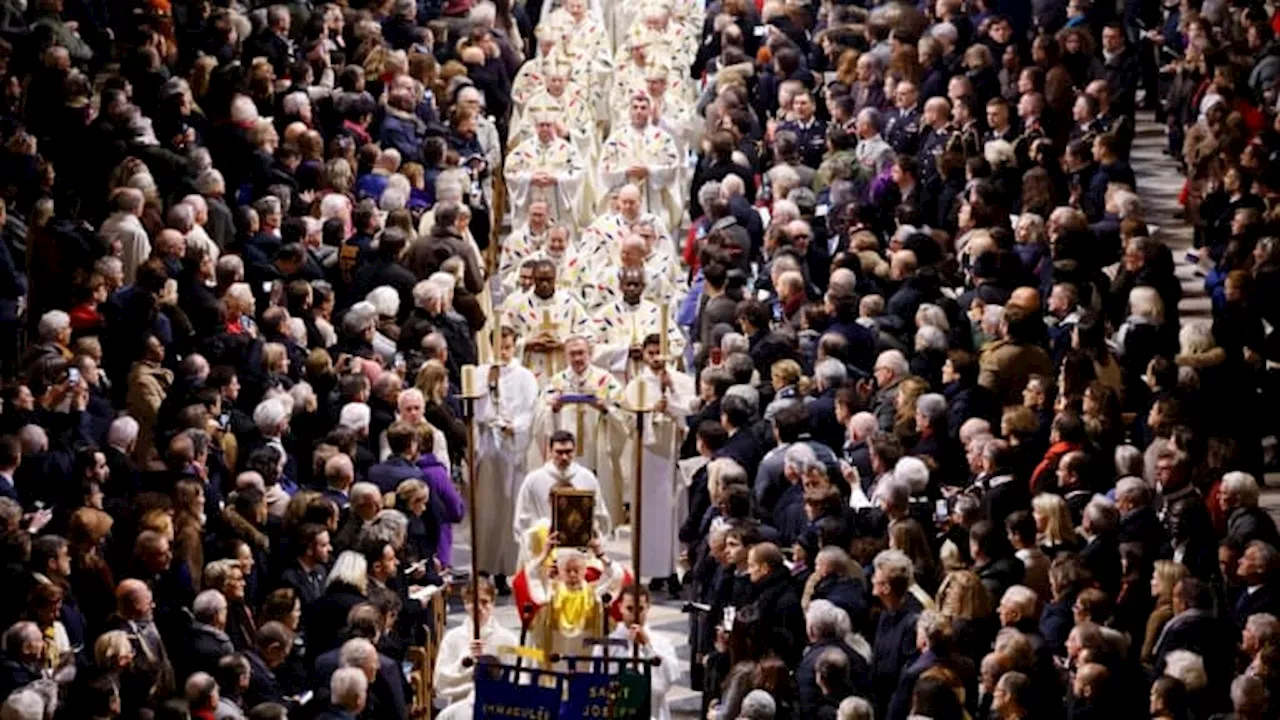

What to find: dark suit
left=718, top=430, right=767, bottom=481
left=367, top=457, right=426, bottom=495
left=312, top=644, right=408, bottom=719
left=797, top=639, right=869, bottom=717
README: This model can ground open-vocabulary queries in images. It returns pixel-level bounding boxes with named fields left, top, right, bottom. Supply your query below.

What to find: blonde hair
left=936, top=569, right=992, bottom=620
left=139, top=509, right=174, bottom=540
left=1033, top=493, right=1075, bottom=547
left=1152, top=560, right=1189, bottom=605
left=94, top=630, right=133, bottom=668
left=395, top=478, right=429, bottom=507
left=414, top=359, right=450, bottom=403
left=771, top=359, right=804, bottom=388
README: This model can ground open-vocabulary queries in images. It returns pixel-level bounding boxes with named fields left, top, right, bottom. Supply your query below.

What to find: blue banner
left=474, top=664, right=563, bottom=720
left=561, top=668, right=651, bottom=719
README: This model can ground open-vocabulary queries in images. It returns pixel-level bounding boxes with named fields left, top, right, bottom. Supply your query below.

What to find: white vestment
left=433, top=617, right=520, bottom=705
left=513, top=461, right=614, bottom=545
left=528, top=365, right=626, bottom=522
left=620, top=367, right=694, bottom=577
left=473, top=361, right=540, bottom=576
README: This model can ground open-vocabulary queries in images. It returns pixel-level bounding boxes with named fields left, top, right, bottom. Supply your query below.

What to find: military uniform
left=916, top=126, right=951, bottom=183
left=1013, top=121, right=1046, bottom=169
left=883, top=108, right=922, bottom=156
left=777, top=117, right=829, bottom=169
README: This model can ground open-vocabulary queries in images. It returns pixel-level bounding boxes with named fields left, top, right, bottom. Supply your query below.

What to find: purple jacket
left=417, top=453, right=465, bottom=567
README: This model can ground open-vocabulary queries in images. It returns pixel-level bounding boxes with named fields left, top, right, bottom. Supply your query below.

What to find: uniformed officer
left=1014, top=92, right=1047, bottom=169
left=884, top=82, right=923, bottom=156
left=777, top=89, right=829, bottom=169
left=915, top=97, right=952, bottom=185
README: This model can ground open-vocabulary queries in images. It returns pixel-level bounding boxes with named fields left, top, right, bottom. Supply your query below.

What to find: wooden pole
left=464, top=395, right=481, bottom=642
left=630, top=393, right=645, bottom=660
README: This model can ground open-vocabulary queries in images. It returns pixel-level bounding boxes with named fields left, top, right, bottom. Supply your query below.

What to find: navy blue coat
left=367, top=456, right=426, bottom=495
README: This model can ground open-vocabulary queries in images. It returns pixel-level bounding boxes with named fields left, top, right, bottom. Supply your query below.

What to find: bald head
left=1009, top=287, right=1041, bottom=312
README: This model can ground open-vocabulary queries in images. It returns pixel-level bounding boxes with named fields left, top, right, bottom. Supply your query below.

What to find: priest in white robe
left=529, top=335, right=627, bottom=521
left=593, top=587, right=682, bottom=720
left=599, top=93, right=681, bottom=228
left=531, top=225, right=590, bottom=301
left=586, top=234, right=678, bottom=312
left=472, top=328, right=540, bottom=579
left=619, top=335, right=694, bottom=581
left=513, top=429, right=614, bottom=545
left=544, top=0, right=614, bottom=122
left=504, top=114, right=586, bottom=229
left=502, top=258, right=591, bottom=385
left=578, top=185, right=671, bottom=269
left=498, top=201, right=551, bottom=295
left=591, top=267, right=685, bottom=383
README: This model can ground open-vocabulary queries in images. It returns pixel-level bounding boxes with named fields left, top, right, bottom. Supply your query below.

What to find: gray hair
left=253, top=398, right=289, bottom=435
left=1001, top=585, right=1039, bottom=617
left=330, top=666, right=369, bottom=710
left=784, top=443, right=824, bottom=476
left=365, top=286, right=400, bottom=319
left=725, top=384, right=759, bottom=416
left=739, top=689, right=777, bottom=720
left=167, top=202, right=195, bottom=233
left=1163, top=650, right=1207, bottom=691
left=815, top=358, right=848, bottom=388
left=351, top=482, right=381, bottom=507
left=37, top=310, right=69, bottom=343
left=339, top=637, right=379, bottom=671
left=699, top=180, right=723, bottom=208
left=107, top=416, right=140, bottom=449
left=339, top=402, right=371, bottom=432
left=1245, top=613, right=1279, bottom=647
left=1083, top=497, right=1119, bottom=535
left=1231, top=674, right=1268, bottom=714
left=880, top=477, right=911, bottom=511
left=192, top=589, right=227, bottom=624
left=915, top=393, right=947, bottom=426
left=1115, top=476, right=1152, bottom=507
left=806, top=599, right=848, bottom=641
left=0, top=689, right=44, bottom=720
left=837, top=697, right=875, bottom=720
left=195, top=168, right=225, bottom=195
left=893, top=456, right=930, bottom=494
left=326, top=551, right=369, bottom=594
left=856, top=107, right=883, bottom=133
left=1222, top=471, right=1261, bottom=507
left=915, top=303, right=950, bottom=332
left=874, top=349, right=909, bottom=378
left=873, top=548, right=914, bottom=583
left=914, top=324, right=949, bottom=353
left=721, top=332, right=750, bottom=356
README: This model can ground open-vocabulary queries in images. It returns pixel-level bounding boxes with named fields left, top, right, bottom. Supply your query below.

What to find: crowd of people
left=0, top=0, right=1276, bottom=717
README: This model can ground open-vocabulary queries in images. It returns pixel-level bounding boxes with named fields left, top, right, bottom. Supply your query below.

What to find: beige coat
left=126, top=361, right=173, bottom=464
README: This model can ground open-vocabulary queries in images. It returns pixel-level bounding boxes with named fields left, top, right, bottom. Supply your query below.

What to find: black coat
left=976, top=556, right=1025, bottom=603
left=796, top=639, right=869, bottom=717
left=367, top=456, right=426, bottom=495
left=305, top=582, right=368, bottom=658
left=182, top=623, right=235, bottom=679
left=313, top=644, right=409, bottom=719
left=744, top=569, right=806, bottom=664
left=811, top=574, right=870, bottom=634
left=1227, top=506, right=1280, bottom=548
left=871, top=606, right=920, bottom=718
left=1079, top=533, right=1123, bottom=598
